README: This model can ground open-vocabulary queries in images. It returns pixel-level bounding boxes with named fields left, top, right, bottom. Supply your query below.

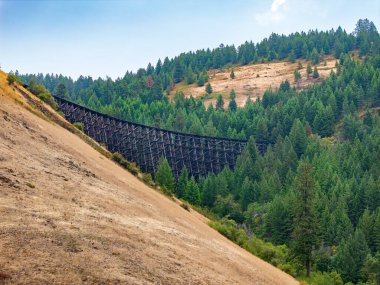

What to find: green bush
left=209, top=218, right=300, bottom=277
left=305, top=271, right=344, bottom=285
left=111, top=152, right=140, bottom=176
left=73, top=122, right=84, bottom=131
left=27, top=80, right=58, bottom=109
left=142, top=173, right=154, bottom=186
left=180, top=201, right=191, bottom=211
left=7, top=73, right=19, bottom=85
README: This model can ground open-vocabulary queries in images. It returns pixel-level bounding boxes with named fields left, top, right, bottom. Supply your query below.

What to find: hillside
left=171, top=56, right=337, bottom=107
left=0, top=72, right=298, bottom=284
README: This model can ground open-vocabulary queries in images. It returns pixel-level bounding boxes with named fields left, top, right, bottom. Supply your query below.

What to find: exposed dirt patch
left=0, top=71, right=298, bottom=284
left=171, top=57, right=337, bottom=108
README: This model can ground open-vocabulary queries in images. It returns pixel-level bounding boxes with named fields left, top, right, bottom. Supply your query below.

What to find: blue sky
left=0, top=0, right=379, bottom=79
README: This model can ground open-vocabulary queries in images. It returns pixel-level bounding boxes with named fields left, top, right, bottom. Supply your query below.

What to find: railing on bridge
left=54, top=96, right=267, bottom=179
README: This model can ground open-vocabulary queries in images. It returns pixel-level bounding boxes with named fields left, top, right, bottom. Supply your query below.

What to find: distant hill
left=171, top=55, right=338, bottom=107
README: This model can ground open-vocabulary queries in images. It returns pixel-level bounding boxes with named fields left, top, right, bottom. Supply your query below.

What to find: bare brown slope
left=0, top=73, right=298, bottom=285
left=171, top=56, right=337, bottom=107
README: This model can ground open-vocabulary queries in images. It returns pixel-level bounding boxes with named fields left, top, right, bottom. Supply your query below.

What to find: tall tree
left=335, top=230, right=370, bottom=283
left=216, top=94, right=224, bottom=111
left=289, top=119, right=308, bottom=158
left=313, top=66, right=319, bottom=78
left=185, top=176, right=201, bottom=205
left=54, top=83, right=69, bottom=98
left=176, top=166, right=189, bottom=198
left=155, top=157, right=174, bottom=193
left=228, top=89, right=237, bottom=112
left=291, top=161, right=318, bottom=277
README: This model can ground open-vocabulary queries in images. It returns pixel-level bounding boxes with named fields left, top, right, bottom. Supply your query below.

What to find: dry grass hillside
left=171, top=57, right=337, bottom=107
left=0, top=71, right=298, bottom=284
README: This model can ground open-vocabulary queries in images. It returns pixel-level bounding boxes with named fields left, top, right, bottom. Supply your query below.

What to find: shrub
left=111, top=152, right=140, bottom=176
left=73, top=122, right=84, bottom=131
left=209, top=218, right=300, bottom=277
left=27, top=80, right=58, bottom=109
left=7, top=74, right=19, bottom=85
left=180, top=202, right=191, bottom=211
left=142, top=173, right=154, bottom=186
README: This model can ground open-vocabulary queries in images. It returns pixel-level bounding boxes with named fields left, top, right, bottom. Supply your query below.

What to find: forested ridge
left=17, top=19, right=380, bottom=284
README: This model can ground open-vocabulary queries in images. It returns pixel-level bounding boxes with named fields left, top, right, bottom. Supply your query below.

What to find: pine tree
left=230, top=69, right=235, bottom=79
left=294, top=69, right=301, bottom=82
left=54, top=83, right=69, bottom=98
left=228, top=89, right=237, bottom=112
left=289, top=119, right=307, bottom=158
left=155, top=157, right=174, bottom=193
left=216, top=95, right=224, bottom=111
left=240, top=177, right=258, bottom=211
left=306, top=63, right=312, bottom=78
left=288, top=50, right=296, bottom=63
left=176, top=166, right=189, bottom=198
left=373, top=210, right=380, bottom=252
left=173, top=61, right=184, bottom=83
left=313, top=66, right=319, bottom=79
left=265, top=194, right=293, bottom=245
left=185, top=66, right=195, bottom=84
left=202, top=175, right=217, bottom=207
left=311, top=48, right=320, bottom=65
left=336, top=230, right=369, bottom=283
left=205, top=83, right=213, bottom=94
left=358, top=208, right=375, bottom=251
left=291, top=162, right=318, bottom=277
left=363, top=110, right=373, bottom=128
left=185, top=176, right=201, bottom=205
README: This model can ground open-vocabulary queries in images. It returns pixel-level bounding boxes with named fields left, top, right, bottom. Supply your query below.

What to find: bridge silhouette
left=54, top=96, right=267, bottom=179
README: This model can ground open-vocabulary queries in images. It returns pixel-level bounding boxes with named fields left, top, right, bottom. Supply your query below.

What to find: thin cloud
left=255, top=0, right=288, bottom=25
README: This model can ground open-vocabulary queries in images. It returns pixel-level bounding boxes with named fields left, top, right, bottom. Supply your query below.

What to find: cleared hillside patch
left=171, top=56, right=337, bottom=108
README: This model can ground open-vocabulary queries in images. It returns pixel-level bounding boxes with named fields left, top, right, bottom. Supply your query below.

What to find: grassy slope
left=0, top=71, right=298, bottom=284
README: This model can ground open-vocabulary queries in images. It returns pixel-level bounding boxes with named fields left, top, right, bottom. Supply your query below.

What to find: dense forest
left=18, top=19, right=380, bottom=284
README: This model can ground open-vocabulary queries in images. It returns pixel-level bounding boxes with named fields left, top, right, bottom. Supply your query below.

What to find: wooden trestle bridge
left=54, top=96, right=267, bottom=179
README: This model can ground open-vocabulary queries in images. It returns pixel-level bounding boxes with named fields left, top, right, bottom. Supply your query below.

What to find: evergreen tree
left=216, top=95, right=224, bottom=111
left=185, top=66, right=195, bottom=84
left=311, top=48, right=320, bottom=65
left=173, top=61, right=184, bottom=83
left=363, top=110, right=373, bottom=128
left=185, top=176, right=201, bottom=205
left=265, top=195, right=293, bottom=245
left=230, top=69, right=235, bottom=79
left=54, top=83, right=69, bottom=99
left=289, top=119, right=308, bottom=158
left=155, top=157, right=174, bottom=193
left=288, top=50, right=296, bottom=63
left=335, top=230, right=369, bottom=283
left=364, top=253, right=380, bottom=285
left=358, top=208, right=375, bottom=251
left=228, top=89, right=237, bottom=112
left=240, top=177, right=258, bottom=211
left=291, top=162, right=318, bottom=277
left=374, top=210, right=380, bottom=252
left=306, top=63, right=312, bottom=78
left=205, top=83, right=213, bottom=94
left=202, top=175, right=217, bottom=207
left=197, top=74, right=205, bottom=87
left=294, top=69, right=301, bottom=82
left=176, top=166, right=189, bottom=198
left=313, top=66, right=319, bottom=78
